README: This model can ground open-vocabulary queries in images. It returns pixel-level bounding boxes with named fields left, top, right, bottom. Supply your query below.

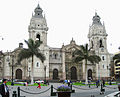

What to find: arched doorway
left=70, top=66, right=77, bottom=80
left=53, top=69, right=58, bottom=80
left=88, top=69, right=92, bottom=80
left=16, top=69, right=22, bottom=79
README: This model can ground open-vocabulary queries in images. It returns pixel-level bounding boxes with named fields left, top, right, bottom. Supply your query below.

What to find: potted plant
left=57, top=85, right=71, bottom=97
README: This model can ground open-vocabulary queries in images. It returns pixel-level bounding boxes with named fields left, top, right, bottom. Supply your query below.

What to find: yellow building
left=114, top=52, right=120, bottom=79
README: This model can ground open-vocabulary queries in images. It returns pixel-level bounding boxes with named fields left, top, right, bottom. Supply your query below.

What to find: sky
left=0, top=0, right=120, bottom=54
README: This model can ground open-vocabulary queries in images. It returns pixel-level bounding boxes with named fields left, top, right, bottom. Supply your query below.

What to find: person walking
left=67, top=80, right=70, bottom=87
left=0, top=79, right=9, bottom=97
left=102, top=79, right=105, bottom=87
left=37, top=83, right=41, bottom=89
left=96, top=80, right=99, bottom=88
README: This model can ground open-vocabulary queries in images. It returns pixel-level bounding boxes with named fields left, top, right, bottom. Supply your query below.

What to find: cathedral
left=0, top=4, right=112, bottom=81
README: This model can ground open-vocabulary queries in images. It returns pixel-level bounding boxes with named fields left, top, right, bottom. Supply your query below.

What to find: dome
left=92, top=12, right=102, bottom=25
left=33, top=4, right=43, bottom=18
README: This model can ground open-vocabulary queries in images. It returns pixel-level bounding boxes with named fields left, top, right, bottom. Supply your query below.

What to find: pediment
left=64, top=44, right=80, bottom=52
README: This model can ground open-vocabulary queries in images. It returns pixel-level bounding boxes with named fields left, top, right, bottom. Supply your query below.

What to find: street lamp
left=28, top=67, right=31, bottom=83
left=44, top=65, right=47, bottom=83
left=11, top=55, right=14, bottom=86
left=6, top=52, right=14, bottom=85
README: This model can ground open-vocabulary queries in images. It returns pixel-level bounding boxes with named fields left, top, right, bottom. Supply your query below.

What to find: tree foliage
left=72, top=43, right=101, bottom=64
left=18, top=38, right=45, bottom=63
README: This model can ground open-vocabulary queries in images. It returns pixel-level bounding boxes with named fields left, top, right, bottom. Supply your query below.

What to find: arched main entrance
left=53, top=69, right=58, bottom=80
left=70, top=66, right=77, bottom=80
left=88, top=69, right=92, bottom=80
left=16, top=69, right=22, bottom=79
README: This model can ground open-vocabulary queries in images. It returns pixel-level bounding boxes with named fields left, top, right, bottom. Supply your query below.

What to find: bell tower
left=88, top=12, right=111, bottom=78
left=28, top=4, right=49, bottom=80
left=28, top=4, right=48, bottom=49
left=88, top=12, right=108, bottom=53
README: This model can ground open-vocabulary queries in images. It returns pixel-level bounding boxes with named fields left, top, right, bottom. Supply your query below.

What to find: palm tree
left=18, top=38, right=45, bottom=84
left=73, top=43, right=101, bottom=84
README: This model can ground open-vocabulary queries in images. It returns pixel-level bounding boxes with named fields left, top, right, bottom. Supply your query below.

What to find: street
left=7, top=83, right=118, bottom=97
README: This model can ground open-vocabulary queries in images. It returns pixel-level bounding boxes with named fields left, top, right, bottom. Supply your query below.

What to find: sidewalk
left=7, top=83, right=119, bottom=97
left=105, top=91, right=119, bottom=97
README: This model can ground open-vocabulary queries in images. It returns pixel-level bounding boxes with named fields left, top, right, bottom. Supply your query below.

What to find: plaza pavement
left=5, top=83, right=119, bottom=97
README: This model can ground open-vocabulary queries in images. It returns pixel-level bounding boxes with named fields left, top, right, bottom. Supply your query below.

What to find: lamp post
left=44, top=65, right=47, bottom=83
left=28, top=67, right=31, bottom=78
left=28, top=67, right=31, bottom=83
left=11, top=55, right=14, bottom=86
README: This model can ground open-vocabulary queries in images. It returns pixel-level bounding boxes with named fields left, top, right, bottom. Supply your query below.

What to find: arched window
left=99, top=39, right=104, bottom=48
left=88, top=69, right=92, bottom=80
left=53, top=53, right=58, bottom=59
left=55, top=54, right=57, bottom=59
left=36, top=34, right=40, bottom=41
left=102, top=56, right=104, bottom=60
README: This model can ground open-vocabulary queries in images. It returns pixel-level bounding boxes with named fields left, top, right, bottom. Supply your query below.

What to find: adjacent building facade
left=0, top=4, right=112, bottom=81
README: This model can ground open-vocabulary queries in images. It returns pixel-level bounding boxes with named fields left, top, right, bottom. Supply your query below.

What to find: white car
left=35, top=80, right=44, bottom=83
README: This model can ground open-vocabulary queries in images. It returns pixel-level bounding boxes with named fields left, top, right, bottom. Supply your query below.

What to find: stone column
left=62, top=50, right=66, bottom=80
left=82, top=60, right=86, bottom=80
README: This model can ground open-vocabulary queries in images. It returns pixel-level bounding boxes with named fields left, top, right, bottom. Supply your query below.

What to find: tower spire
left=92, top=12, right=102, bottom=25
left=33, top=4, right=43, bottom=18
left=95, top=9, right=97, bottom=16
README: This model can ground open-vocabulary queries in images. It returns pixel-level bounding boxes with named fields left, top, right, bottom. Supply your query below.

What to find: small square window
left=36, top=62, right=40, bottom=68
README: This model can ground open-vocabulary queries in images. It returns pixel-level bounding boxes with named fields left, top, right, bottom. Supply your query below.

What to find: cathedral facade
left=0, top=5, right=112, bottom=81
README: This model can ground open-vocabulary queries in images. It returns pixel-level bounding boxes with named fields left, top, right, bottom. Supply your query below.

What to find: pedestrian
left=46, top=80, right=49, bottom=85
left=102, top=79, right=105, bottom=87
left=109, top=79, right=112, bottom=85
left=88, top=80, right=91, bottom=88
left=37, top=83, right=41, bottom=89
left=96, top=80, right=99, bottom=88
left=68, top=80, right=70, bottom=87
left=26, top=82, right=28, bottom=86
left=0, top=79, right=9, bottom=97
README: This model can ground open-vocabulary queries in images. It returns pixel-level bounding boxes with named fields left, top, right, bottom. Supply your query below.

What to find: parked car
left=13, top=79, right=28, bottom=86
left=35, top=80, right=44, bottom=83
